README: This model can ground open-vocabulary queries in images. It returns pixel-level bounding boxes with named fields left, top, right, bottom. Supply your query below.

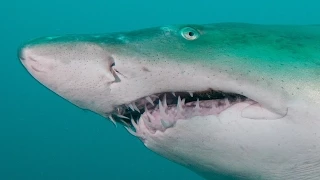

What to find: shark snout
left=19, top=46, right=49, bottom=74
left=18, top=47, right=26, bottom=61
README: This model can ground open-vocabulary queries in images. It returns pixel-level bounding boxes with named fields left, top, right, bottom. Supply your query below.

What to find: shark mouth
left=108, top=89, right=252, bottom=133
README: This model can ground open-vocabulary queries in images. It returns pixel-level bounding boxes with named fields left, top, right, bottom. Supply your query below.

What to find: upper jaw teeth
left=145, top=96, right=154, bottom=105
left=132, top=102, right=140, bottom=112
left=128, top=104, right=135, bottom=111
left=121, top=91, right=197, bottom=115
left=106, top=90, right=251, bottom=132
left=111, top=90, right=235, bottom=122
left=126, top=92, right=193, bottom=113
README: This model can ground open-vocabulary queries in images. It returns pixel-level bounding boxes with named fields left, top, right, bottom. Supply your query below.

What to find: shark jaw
left=117, top=90, right=251, bottom=132
left=19, top=23, right=320, bottom=179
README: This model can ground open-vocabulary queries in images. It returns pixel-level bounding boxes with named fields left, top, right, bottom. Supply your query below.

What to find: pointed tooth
left=161, top=119, right=172, bottom=129
left=162, top=94, right=167, bottom=108
left=130, top=115, right=139, bottom=130
left=195, top=98, right=201, bottom=110
left=124, top=126, right=138, bottom=137
left=145, top=96, right=154, bottom=105
left=172, top=92, right=176, bottom=97
left=225, top=98, right=230, bottom=106
left=116, top=114, right=130, bottom=119
left=177, top=96, right=181, bottom=104
left=181, top=98, right=186, bottom=105
left=132, top=102, right=140, bottom=112
left=120, top=120, right=130, bottom=127
left=158, top=100, right=163, bottom=111
left=128, top=104, right=135, bottom=111
left=108, top=115, right=117, bottom=127
left=158, top=100, right=167, bottom=117
left=177, top=96, right=182, bottom=107
left=177, top=96, right=183, bottom=112
left=188, top=92, right=193, bottom=97
left=145, top=105, right=155, bottom=122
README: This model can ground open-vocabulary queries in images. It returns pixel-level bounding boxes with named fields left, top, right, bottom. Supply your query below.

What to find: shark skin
left=19, top=23, right=320, bottom=180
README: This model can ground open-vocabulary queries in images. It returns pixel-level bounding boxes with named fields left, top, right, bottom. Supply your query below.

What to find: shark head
left=19, top=23, right=320, bottom=179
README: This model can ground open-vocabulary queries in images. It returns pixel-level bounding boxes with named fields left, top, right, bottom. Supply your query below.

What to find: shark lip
left=109, top=89, right=252, bottom=128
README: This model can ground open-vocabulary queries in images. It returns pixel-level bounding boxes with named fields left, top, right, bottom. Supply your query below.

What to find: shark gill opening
left=109, top=89, right=249, bottom=127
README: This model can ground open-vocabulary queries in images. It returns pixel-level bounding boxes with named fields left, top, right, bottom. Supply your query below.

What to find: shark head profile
left=19, top=23, right=320, bottom=180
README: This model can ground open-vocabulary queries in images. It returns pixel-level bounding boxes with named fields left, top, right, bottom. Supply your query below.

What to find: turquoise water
left=1, top=0, right=320, bottom=179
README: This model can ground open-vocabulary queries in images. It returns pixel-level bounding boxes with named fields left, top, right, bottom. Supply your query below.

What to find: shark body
left=19, top=23, right=320, bottom=180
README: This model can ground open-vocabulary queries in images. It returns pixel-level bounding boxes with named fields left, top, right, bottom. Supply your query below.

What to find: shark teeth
left=109, top=89, right=249, bottom=133
left=177, top=96, right=184, bottom=113
left=162, top=94, right=168, bottom=108
left=130, top=115, right=139, bottom=130
left=132, top=102, right=140, bottom=112
left=145, top=105, right=155, bottom=122
left=124, top=126, right=138, bottom=137
left=120, top=119, right=130, bottom=127
left=195, top=98, right=201, bottom=111
left=108, top=115, right=117, bottom=127
left=158, top=100, right=168, bottom=118
left=128, top=104, right=135, bottom=111
left=145, top=96, right=154, bottom=105
left=116, top=114, right=130, bottom=119
left=127, top=102, right=141, bottom=112
left=159, top=99, right=171, bottom=120
left=142, top=115, right=156, bottom=133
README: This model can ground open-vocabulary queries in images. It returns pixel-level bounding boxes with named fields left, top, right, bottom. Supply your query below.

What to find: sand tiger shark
left=19, top=23, right=320, bottom=180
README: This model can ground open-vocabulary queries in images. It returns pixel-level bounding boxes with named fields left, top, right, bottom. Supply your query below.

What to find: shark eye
left=180, top=27, right=200, bottom=40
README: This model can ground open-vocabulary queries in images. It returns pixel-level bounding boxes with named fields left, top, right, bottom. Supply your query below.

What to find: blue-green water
left=1, top=0, right=320, bottom=179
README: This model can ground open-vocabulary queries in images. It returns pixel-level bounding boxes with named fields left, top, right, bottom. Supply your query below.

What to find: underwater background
left=1, top=0, right=320, bottom=179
